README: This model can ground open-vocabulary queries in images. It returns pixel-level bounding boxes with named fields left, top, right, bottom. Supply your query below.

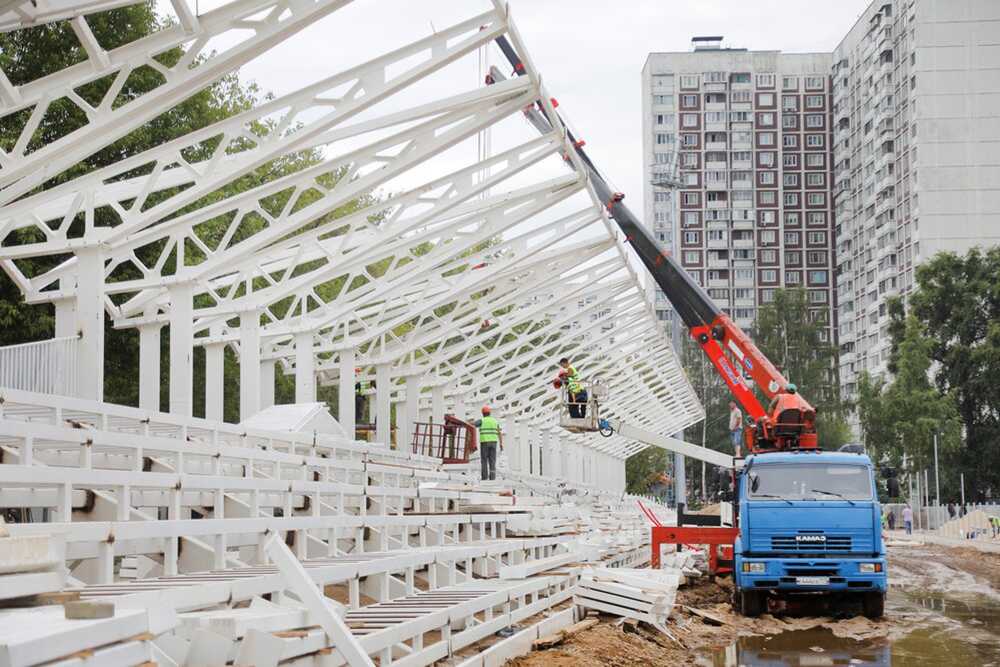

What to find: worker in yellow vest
left=475, top=407, right=502, bottom=481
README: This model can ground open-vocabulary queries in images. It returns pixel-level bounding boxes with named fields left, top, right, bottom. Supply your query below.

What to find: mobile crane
left=489, top=37, right=888, bottom=618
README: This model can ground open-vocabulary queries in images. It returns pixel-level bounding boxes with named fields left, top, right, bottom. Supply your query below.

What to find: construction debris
left=574, top=567, right=681, bottom=626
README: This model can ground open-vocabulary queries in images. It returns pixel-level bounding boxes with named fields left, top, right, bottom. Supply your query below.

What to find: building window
left=785, top=232, right=800, bottom=245
left=730, top=111, right=751, bottom=122
left=784, top=193, right=799, bottom=206
left=757, top=73, right=776, bottom=87
left=785, top=251, right=801, bottom=264
left=682, top=113, right=698, bottom=127
left=761, top=230, right=776, bottom=243
left=806, top=95, right=824, bottom=108
left=682, top=133, right=698, bottom=146
left=806, top=153, right=825, bottom=167
left=760, top=191, right=776, bottom=204
left=758, top=112, right=775, bottom=125
left=762, top=250, right=777, bottom=263
left=653, top=152, right=672, bottom=164
left=762, top=270, right=777, bottom=283
left=654, top=191, right=671, bottom=203
left=805, top=76, right=824, bottom=90
left=682, top=152, right=698, bottom=166
left=783, top=135, right=798, bottom=148
left=705, top=71, right=726, bottom=83
left=760, top=171, right=775, bottom=184
left=806, top=134, right=825, bottom=147
left=806, top=114, right=824, bottom=128
left=808, top=251, right=827, bottom=263
left=785, top=271, right=801, bottom=284
left=731, top=151, right=752, bottom=162
left=684, top=251, right=700, bottom=264
left=784, top=212, right=800, bottom=226
left=760, top=132, right=775, bottom=146
left=784, top=154, right=798, bottom=167
left=683, top=193, right=699, bottom=205
left=684, top=212, right=698, bottom=225
left=652, top=94, right=673, bottom=105
left=654, top=132, right=675, bottom=145
left=782, top=96, right=797, bottom=111
left=782, top=76, right=798, bottom=90
left=810, top=290, right=828, bottom=303
left=654, top=113, right=674, bottom=125
left=654, top=212, right=671, bottom=223
left=782, top=115, right=798, bottom=129
left=808, top=231, right=827, bottom=244
left=809, top=270, right=828, bottom=284
left=759, top=152, right=775, bottom=166
left=807, top=193, right=825, bottom=206
left=705, top=111, right=726, bottom=123
left=681, top=74, right=699, bottom=88
left=681, top=94, right=697, bottom=108
left=808, top=212, right=826, bottom=226
left=653, top=74, right=675, bottom=86
left=807, top=173, right=825, bottom=186
left=783, top=173, right=799, bottom=186
left=760, top=211, right=776, bottom=225
left=684, top=231, right=699, bottom=244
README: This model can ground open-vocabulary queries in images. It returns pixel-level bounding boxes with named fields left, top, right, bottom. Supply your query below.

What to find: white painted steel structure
left=0, top=0, right=703, bottom=472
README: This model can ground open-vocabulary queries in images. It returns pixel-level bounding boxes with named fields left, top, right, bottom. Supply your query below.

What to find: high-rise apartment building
left=832, top=0, right=1000, bottom=410
left=641, top=40, right=838, bottom=344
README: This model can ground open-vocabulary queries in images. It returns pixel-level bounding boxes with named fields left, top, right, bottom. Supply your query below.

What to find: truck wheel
left=740, top=590, right=764, bottom=617
left=862, top=592, right=885, bottom=619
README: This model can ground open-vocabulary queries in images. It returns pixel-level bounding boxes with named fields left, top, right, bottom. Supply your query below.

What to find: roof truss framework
left=0, top=0, right=704, bottom=462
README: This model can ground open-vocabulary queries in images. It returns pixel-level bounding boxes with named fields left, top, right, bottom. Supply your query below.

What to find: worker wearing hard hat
left=354, top=368, right=375, bottom=426
left=475, top=407, right=502, bottom=481
left=558, top=357, right=579, bottom=383
left=768, top=383, right=802, bottom=424
left=553, top=371, right=588, bottom=418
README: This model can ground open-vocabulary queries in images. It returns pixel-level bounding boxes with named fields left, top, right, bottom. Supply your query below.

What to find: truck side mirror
left=886, top=477, right=900, bottom=498
left=881, top=466, right=897, bottom=479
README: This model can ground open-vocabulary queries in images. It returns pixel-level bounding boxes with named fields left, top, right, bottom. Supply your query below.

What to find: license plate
left=796, top=577, right=830, bottom=586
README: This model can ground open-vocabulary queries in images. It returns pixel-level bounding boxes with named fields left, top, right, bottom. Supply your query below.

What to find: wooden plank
left=499, top=551, right=579, bottom=580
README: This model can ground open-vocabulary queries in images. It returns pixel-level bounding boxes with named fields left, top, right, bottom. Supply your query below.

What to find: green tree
left=855, top=315, right=962, bottom=497
left=752, top=288, right=850, bottom=450
left=904, top=247, right=1000, bottom=499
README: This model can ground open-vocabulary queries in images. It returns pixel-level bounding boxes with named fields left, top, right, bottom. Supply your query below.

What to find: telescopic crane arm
left=491, top=36, right=817, bottom=447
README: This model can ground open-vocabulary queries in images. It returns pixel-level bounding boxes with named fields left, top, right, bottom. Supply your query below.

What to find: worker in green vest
left=475, top=406, right=502, bottom=481
left=554, top=371, right=588, bottom=418
left=559, top=357, right=579, bottom=383
left=354, top=368, right=371, bottom=426
left=991, top=514, right=1000, bottom=538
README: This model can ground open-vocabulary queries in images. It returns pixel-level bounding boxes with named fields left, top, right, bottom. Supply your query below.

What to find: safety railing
left=0, top=336, right=77, bottom=396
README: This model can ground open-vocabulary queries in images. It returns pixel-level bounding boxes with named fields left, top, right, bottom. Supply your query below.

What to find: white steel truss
left=0, top=0, right=703, bottom=463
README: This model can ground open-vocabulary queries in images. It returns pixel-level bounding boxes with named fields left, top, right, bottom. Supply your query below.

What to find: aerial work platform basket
left=558, top=378, right=609, bottom=433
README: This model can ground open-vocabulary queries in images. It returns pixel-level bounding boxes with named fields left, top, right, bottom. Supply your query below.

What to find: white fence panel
left=0, top=336, right=77, bottom=396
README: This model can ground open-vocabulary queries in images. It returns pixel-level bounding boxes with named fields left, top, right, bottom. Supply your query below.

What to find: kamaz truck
left=734, top=450, right=887, bottom=618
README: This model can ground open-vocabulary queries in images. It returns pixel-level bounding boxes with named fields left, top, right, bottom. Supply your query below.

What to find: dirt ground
left=506, top=543, right=1000, bottom=666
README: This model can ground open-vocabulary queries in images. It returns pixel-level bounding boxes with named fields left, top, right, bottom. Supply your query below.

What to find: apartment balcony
left=706, top=102, right=727, bottom=112
left=730, top=121, right=753, bottom=132
left=707, top=257, right=728, bottom=268
left=732, top=219, right=755, bottom=230
left=707, top=219, right=730, bottom=228
left=731, top=81, right=751, bottom=91
left=708, top=278, right=729, bottom=288
left=704, top=82, right=728, bottom=93
left=707, top=238, right=728, bottom=249
left=733, top=277, right=755, bottom=288
left=707, top=199, right=728, bottom=209
left=732, top=159, right=752, bottom=171
left=840, top=351, right=857, bottom=365
left=731, top=102, right=752, bottom=112
left=714, top=298, right=731, bottom=308
left=731, top=140, right=753, bottom=150
left=705, top=141, right=727, bottom=151
left=732, top=238, right=754, bottom=248
left=706, top=180, right=728, bottom=190
left=734, top=297, right=755, bottom=308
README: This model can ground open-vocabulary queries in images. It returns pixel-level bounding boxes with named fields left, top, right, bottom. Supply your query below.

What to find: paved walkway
left=885, top=529, right=1000, bottom=554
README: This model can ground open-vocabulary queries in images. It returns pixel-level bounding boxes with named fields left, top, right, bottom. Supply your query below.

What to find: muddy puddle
left=697, top=584, right=1000, bottom=666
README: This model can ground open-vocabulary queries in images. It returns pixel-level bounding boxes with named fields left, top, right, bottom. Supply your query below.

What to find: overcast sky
left=207, top=0, right=873, bottom=208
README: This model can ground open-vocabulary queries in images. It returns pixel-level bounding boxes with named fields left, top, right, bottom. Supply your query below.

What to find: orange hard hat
left=355, top=367, right=362, bottom=373
left=482, top=406, right=491, bottom=414
left=558, top=370, right=569, bottom=378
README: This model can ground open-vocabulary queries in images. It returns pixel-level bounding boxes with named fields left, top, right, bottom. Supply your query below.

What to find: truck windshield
left=747, top=464, right=873, bottom=502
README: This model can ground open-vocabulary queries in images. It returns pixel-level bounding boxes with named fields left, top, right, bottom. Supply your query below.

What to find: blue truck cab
left=733, top=450, right=887, bottom=618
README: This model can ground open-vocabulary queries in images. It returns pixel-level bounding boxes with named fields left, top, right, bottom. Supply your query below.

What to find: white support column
left=53, top=295, right=76, bottom=339
left=403, top=374, right=420, bottom=449
left=339, top=348, right=356, bottom=429
left=169, top=282, right=193, bottom=416
left=239, top=310, right=260, bottom=421
left=259, top=359, right=275, bottom=410
left=431, top=383, right=445, bottom=424
left=375, top=363, right=391, bottom=446
left=541, top=429, right=552, bottom=479
left=295, top=332, right=316, bottom=404
left=504, top=415, right=517, bottom=472
left=533, top=428, right=543, bottom=477
left=560, top=434, right=569, bottom=480
left=204, top=335, right=225, bottom=422
left=518, top=421, right=530, bottom=475
left=453, top=393, right=467, bottom=422
left=138, top=320, right=162, bottom=411
left=75, top=246, right=104, bottom=401
left=549, top=430, right=561, bottom=480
